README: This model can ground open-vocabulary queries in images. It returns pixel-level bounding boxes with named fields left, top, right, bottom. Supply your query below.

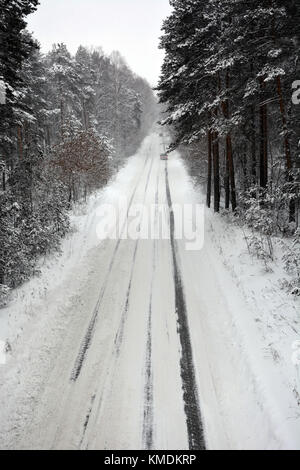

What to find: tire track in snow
left=165, top=162, right=206, bottom=451
left=113, top=240, right=139, bottom=355
left=114, top=153, right=155, bottom=355
left=142, top=171, right=159, bottom=450
left=70, top=153, right=152, bottom=382
left=142, top=301, right=154, bottom=449
left=79, top=393, right=96, bottom=448
left=78, top=152, right=156, bottom=447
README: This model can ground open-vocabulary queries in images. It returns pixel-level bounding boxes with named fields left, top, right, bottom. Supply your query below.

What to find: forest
left=158, top=0, right=300, bottom=282
left=0, top=0, right=157, bottom=300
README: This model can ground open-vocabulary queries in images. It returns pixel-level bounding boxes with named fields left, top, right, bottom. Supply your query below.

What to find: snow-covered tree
left=158, top=0, right=300, bottom=224
left=0, top=5, right=156, bottom=299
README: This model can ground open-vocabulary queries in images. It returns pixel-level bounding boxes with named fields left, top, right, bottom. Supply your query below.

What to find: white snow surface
left=0, top=131, right=299, bottom=450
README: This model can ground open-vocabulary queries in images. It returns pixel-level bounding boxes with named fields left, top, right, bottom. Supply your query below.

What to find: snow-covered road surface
left=0, top=132, right=299, bottom=450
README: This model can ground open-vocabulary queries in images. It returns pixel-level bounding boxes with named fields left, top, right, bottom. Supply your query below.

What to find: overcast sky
left=27, top=0, right=172, bottom=86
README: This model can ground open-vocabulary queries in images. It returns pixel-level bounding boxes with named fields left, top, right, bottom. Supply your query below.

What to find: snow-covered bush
left=244, top=233, right=274, bottom=270
left=238, top=191, right=275, bottom=266
left=282, top=229, right=300, bottom=294
left=0, top=155, right=70, bottom=293
left=238, top=184, right=295, bottom=235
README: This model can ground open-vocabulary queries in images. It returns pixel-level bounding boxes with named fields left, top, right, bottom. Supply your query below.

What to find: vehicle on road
left=160, top=153, right=168, bottom=161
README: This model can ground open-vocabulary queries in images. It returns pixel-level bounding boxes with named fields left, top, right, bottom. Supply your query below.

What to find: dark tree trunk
left=251, top=104, right=257, bottom=186
left=222, top=71, right=237, bottom=211
left=259, top=80, right=268, bottom=189
left=276, top=76, right=292, bottom=169
left=225, top=146, right=230, bottom=210
left=213, top=131, right=220, bottom=213
left=249, top=62, right=257, bottom=188
left=207, top=130, right=212, bottom=208
left=224, top=70, right=230, bottom=210
left=227, top=134, right=237, bottom=211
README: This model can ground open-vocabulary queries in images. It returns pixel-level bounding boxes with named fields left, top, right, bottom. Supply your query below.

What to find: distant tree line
left=0, top=0, right=157, bottom=298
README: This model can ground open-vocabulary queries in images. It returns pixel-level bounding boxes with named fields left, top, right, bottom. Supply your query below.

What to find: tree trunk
left=250, top=62, right=257, bottom=188
left=276, top=75, right=295, bottom=222
left=224, top=71, right=230, bottom=210
left=251, top=104, right=257, bottom=186
left=227, top=134, right=237, bottom=211
left=222, top=70, right=237, bottom=211
left=207, top=130, right=212, bottom=208
left=213, top=131, right=220, bottom=213
left=276, top=76, right=292, bottom=169
left=259, top=80, right=268, bottom=189
left=224, top=146, right=230, bottom=210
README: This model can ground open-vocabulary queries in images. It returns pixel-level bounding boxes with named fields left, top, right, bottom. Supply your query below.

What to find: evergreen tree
left=0, top=5, right=156, bottom=300
left=158, top=0, right=300, bottom=224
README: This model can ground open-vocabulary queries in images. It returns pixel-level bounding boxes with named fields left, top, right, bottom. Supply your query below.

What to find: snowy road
left=53, top=132, right=206, bottom=451
left=42, top=132, right=205, bottom=450
left=1, top=132, right=299, bottom=450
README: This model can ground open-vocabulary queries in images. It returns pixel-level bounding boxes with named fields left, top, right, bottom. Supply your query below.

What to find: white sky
left=27, top=0, right=172, bottom=86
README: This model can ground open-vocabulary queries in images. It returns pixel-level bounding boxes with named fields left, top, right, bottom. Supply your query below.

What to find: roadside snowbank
left=197, top=189, right=300, bottom=448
